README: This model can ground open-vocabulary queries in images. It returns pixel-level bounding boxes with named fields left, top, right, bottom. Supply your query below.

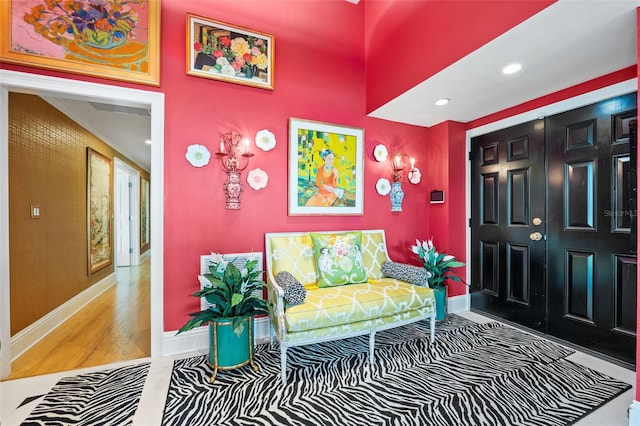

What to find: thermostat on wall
left=430, top=190, right=445, bottom=204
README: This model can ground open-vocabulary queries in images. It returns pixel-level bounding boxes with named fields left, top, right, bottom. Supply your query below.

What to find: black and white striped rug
left=20, top=362, right=149, bottom=426
left=162, top=317, right=631, bottom=426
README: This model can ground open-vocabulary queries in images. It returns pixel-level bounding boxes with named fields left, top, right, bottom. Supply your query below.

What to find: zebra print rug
left=21, top=362, right=150, bottom=426
left=162, top=318, right=631, bottom=426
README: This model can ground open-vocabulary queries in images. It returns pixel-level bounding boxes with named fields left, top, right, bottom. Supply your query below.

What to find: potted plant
left=411, top=238, right=466, bottom=320
left=177, top=252, right=270, bottom=382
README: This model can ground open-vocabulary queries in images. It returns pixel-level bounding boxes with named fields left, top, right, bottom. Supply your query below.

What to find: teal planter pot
left=433, top=286, right=448, bottom=321
left=208, top=317, right=259, bottom=382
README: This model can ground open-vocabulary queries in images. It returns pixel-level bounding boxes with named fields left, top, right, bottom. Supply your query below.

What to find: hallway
left=4, top=258, right=151, bottom=380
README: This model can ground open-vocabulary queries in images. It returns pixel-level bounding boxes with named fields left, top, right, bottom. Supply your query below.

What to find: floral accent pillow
left=381, top=261, right=430, bottom=286
left=310, top=232, right=368, bottom=288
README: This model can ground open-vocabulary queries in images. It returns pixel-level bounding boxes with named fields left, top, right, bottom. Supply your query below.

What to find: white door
left=116, top=168, right=132, bottom=266
left=114, top=158, right=140, bottom=267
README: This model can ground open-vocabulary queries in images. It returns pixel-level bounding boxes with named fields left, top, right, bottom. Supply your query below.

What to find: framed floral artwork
left=0, top=0, right=160, bottom=86
left=288, top=118, right=364, bottom=216
left=87, top=148, right=113, bottom=275
left=186, top=13, right=274, bottom=90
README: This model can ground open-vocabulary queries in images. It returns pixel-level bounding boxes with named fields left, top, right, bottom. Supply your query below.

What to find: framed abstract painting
left=288, top=118, right=364, bottom=216
left=186, top=13, right=274, bottom=90
left=0, top=0, right=160, bottom=85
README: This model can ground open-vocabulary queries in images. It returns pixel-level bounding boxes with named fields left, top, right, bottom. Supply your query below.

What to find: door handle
left=529, top=232, right=543, bottom=241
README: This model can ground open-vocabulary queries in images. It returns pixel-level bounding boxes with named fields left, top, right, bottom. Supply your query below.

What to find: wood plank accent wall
left=8, top=93, right=150, bottom=335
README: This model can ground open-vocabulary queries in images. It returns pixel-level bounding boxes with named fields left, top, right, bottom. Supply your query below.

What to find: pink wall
left=425, top=121, right=467, bottom=297
left=161, top=1, right=434, bottom=330
left=364, top=0, right=556, bottom=114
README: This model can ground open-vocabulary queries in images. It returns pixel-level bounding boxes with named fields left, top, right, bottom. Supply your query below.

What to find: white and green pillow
left=309, top=231, right=367, bottom=288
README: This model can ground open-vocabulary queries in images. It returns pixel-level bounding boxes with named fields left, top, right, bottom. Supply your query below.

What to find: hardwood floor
left=4, top=258, right=151, bottom=380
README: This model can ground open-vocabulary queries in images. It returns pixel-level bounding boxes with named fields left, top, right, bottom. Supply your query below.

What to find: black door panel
left=546, top=92, right=637, bottom=365
left=471, top=119, right=546, bottom=331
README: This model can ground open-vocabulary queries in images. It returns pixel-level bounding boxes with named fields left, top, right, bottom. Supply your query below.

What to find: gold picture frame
left=186, top=13, right=274, bottom=90
left=87, top=148, right=113, bottom=275
left=288, top=118, right=364, bottom=216
left=0, top=0, right=160, bottom=86
left=140, top=176, right=150, bottom=251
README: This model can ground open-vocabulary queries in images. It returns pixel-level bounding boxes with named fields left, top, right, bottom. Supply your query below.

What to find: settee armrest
left=265, top=274, right=287, bottom=341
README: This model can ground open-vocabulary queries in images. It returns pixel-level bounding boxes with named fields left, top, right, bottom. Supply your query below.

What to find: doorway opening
left=0, top=70, right=164, bottom=379
left=468, top=85, right=638, bottom=366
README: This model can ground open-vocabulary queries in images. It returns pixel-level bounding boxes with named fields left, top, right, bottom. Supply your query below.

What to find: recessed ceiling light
left=145, top=139, right=152, bottom=145
left=502, top=63, right=522, bottom=75
left=435, top=98, right=449, bottom=106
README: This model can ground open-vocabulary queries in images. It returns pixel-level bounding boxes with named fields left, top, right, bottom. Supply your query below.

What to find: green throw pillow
left=309, top=231, right=367, bottom=288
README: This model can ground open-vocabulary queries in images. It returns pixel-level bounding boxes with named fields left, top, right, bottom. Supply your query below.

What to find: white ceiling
left=42, top=0, right=639, bottom=171
left=369, top=0, right=639, bottom=127
left=44, top=96, right=152, bottom=171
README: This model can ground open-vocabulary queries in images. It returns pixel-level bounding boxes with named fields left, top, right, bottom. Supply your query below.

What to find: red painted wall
left=161, top=1, right=434, bottom=330
left=424, top=121, right=467, bottom=297
left=364, top=0, right=556, bottom=114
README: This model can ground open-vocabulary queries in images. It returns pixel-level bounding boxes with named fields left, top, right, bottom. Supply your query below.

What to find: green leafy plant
left=177, top=252, right=270, bottom=336
left=411, top=238, right=466, bottom=289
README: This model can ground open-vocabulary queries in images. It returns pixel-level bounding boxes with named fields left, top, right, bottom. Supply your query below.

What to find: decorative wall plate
left=185, top=144, right=211, bottom=167
left=247, top=168, right=269, bottom=190
left=374, top=144, right=388, bottom=162
left=409, top=167, right=422, bottom=184
left=376, top=178, right=391, bottom=196
left=255, top=129, right=276, bottom=151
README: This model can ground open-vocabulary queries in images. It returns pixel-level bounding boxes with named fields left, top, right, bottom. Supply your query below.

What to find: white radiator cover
left=199, top=252, right=264, bottom=311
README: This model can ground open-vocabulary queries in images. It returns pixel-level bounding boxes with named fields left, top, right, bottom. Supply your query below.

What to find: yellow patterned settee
left=265, top=229, right=436, bottom=384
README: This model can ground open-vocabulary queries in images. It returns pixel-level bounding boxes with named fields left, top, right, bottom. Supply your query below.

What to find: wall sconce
left=374, top=144, right=420, bottom=212
left=215, top=131, right=254, bottom=209
left=390, top=153, right=407, bottom=212
left=389, top=152, right=419, bottom=212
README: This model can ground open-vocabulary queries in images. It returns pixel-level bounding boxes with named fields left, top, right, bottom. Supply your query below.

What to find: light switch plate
left=30, top=205, right=40, bottom=219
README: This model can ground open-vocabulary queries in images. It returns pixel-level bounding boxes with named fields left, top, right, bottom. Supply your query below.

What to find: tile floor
left=0, top=311, right=635, bottom=426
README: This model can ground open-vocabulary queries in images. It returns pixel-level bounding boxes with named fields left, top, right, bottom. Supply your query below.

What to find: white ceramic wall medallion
left=376, top=178, right=391, bottom=196
left=247, top=168, right=269, bottom=190
left=255, top=129, right=276, bottom=151
left=185, top=144, right=211, bottom=167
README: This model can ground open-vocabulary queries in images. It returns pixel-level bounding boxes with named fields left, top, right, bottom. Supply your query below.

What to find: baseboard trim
left=448, top=293, right=470, bottom=314
left=162, top=316, right=271, bottom=357
left=10, top=272, right=117, bottom=361
left=140, top=249, right=150, bottom=262
left=629, top=400, right=640, bottom=425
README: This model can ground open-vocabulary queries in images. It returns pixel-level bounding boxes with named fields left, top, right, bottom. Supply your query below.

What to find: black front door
left=546, top=93, right=637, bottom=365
left=471, top=93, right=637, bottom=365
left=470, top=119, right=547, bottom=332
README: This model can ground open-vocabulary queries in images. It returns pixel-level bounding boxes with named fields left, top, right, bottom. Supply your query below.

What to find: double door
left=471, top=92, right=637, bottom=365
